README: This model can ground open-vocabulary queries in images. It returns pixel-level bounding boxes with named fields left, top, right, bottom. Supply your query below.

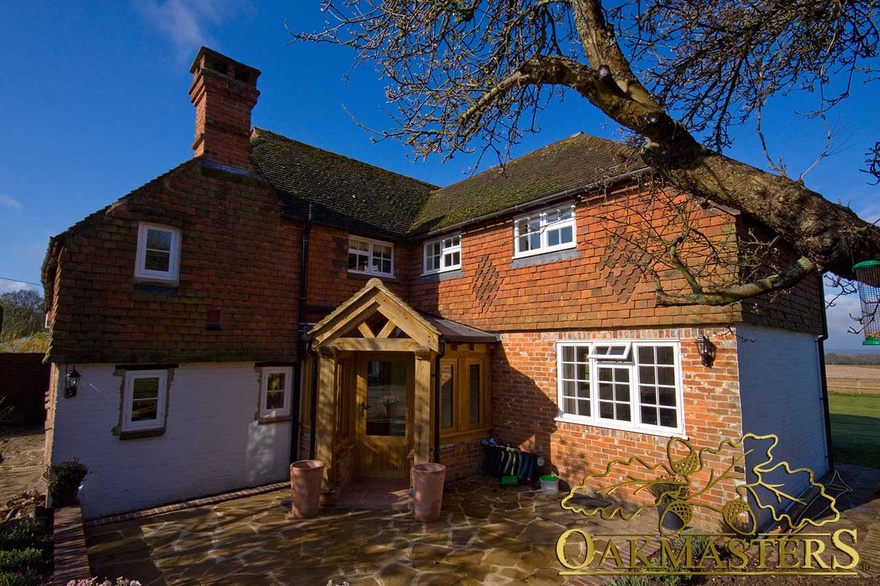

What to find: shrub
left=0, top=549, right=46, bottom=573
left=43, top=459, right=89, bottom=507
left=0, top=519, right=50, bottom=551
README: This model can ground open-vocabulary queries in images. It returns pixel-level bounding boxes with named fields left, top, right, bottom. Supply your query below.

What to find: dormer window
left=513, top=204, right=576, bottom=258
left=423, top=234, right=461, bottom=274
left=135, top=223, right=181, bottom=283
left=348, top=236, right=394, bottom=277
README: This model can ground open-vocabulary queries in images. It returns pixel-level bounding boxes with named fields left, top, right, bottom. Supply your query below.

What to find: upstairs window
left=513, top=204, right=576, bottom=258
left=135, top=223, right=181, bottom=282
left=349, top=237, right=394, bottom=277
left=423, top=234, right=462, bottom=274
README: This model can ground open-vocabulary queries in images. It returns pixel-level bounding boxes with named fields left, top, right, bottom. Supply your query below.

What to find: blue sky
left=0, top=1, right=877, bottom=350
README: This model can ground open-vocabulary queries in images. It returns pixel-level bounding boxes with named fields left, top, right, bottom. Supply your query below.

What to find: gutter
left=433, top=337, right=447, bottom=464
left=419, top=167, right=651, bottom=238
left=816, top=272, right=835, bottom=474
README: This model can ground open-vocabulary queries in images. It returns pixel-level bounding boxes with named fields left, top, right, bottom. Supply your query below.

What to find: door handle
left=359, top=401, right=371, bottom=418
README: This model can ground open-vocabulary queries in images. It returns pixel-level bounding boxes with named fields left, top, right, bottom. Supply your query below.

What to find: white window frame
left=135, top=223, right=181, bottom=282
left=348, top=236, right=395, bottom=277
left=122, top=370, right=169, bottom=433
left=260, top=367, right=293, bottom=419
left=513, top=204, right=576, bottom=258
left=556, top=341, right=684, bottom=436
left=423, top=234, right=462, bottom=274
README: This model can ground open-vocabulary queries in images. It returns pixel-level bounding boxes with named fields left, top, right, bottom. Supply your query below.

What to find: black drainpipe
left=292, top=203, right=315, bottom=463
left=433, top=338, right=446, bottom=464
left=817, top=272, right=835, bottom=474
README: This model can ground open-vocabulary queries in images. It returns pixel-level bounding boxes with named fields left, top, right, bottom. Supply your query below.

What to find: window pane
left=562, top=362, right=575, bottom=379
left=639, top=366, right=656, bottom=385
left=440, top=364, right=454, bottom=428
left=548, top=230, right=560, bottom=247
left=469, top=364, right=481, bottom=425
left=266, top=390, right=285, bottom=410
left=144, top=250, right=170, bottom=271
left=599, top=402, right=613, bottom=419
left=529, top=233, right=540, bottom=250
left=657, top=346, right=675, bottom=364
left=618, top=404, right=631, bottom=421
left=637, top=346, right=654, bottom=364
left=658, top=387, right=676, bottom=407
left=560, top=225, right=573, bottom=243
left=366, top=360, right=407, bottom=437
left=563, top=346, right=574, bottom=362
left=146, top=229, right=172, bottom=251
left=641, top=406, right=657, bottom=426
left=577, top=381, right=590, bottom=398
left=658, top=366, right=676, bottom=386
left=131, top=399, right=158, bottom=421
left=640, top=386, right=657, bottom=405
left=659, top=408, right=677, bottom=427
left=267, top=373, right=286, bottom=392
left=132, top=377, right=159, bottom=400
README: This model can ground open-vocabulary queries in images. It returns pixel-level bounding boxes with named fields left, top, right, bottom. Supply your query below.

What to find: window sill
left=258, top=415, right=292, bottom=425
left=119, top=428, right=165, bottom=440
left=133, top=282, right=179, bottom=295
left=420, top=269, right=464, bottom=283
left=554, top=416, right=686, bottom=439
left=347, top=271, right=396, bottom=282
left=511, top=247, right=580, bottom=269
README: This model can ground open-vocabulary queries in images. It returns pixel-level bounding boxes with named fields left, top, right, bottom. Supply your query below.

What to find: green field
left=829, top=392, right=880, bottom=468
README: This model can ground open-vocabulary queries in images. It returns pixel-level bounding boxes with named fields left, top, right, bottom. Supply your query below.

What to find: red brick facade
left=45, top=162, right=301, bottom=364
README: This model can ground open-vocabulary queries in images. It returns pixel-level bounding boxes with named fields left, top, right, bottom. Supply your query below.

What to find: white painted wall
left=48, top=363, right=292, bottom=519
left=736, top=324, right=829, bottom=529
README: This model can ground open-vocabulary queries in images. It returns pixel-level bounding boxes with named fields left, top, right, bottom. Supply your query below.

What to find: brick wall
left=303, top=224, right=411, bottom=324
left=407, top=189, right=741, bottom=332
left=405, top=186, right=822, bottom=337
left=490, top=328, right=745, bottom=527
left=46, top=161, right=301, bottom=365
left=0, top=353, right=48, bottom=424
left=439, top=438, right=485, bottom=481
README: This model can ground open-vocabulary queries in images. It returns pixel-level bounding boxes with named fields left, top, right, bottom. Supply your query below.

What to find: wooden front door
left=355, top=354, right=412, bottom=478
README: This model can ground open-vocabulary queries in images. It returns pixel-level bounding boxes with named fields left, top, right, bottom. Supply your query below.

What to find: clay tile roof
left=249, top=128, right=436, bottom=238
left=409, top=133, right=645, bottom=235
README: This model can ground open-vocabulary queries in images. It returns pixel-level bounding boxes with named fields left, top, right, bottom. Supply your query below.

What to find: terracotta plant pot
left=411, top=463, right=446, bottom=522
left=290, top=460, right=325, bottom=519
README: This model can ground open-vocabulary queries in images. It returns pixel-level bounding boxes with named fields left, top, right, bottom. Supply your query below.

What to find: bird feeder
left=853, top=260, right=880, bottom=345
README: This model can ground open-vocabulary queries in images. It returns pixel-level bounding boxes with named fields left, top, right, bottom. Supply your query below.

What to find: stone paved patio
left=85, top=475, right=657, bottom=585
left=84, top=465, right=880, bottom=585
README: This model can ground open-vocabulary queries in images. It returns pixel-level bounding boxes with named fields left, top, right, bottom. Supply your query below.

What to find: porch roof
left=419, top=314, right=499, bottom=344
left=308, top=278, right=498, bottom=352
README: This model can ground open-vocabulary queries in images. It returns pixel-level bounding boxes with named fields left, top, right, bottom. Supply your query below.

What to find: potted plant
left=43, top=459, right=89, bottom=508
left=649, top=478, right=691, bottom=532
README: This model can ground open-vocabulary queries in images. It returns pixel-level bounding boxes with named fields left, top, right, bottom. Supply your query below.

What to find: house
left=42, top=47, right=830, bottom=527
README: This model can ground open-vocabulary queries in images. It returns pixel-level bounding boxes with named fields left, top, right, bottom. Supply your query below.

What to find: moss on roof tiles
left=250, top=129, right=645, bottom=239
left=249, top=128, right=436, bottom=237
left=410, top=133, right=645, bottom=234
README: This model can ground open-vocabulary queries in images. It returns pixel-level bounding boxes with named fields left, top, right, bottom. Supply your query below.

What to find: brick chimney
left=189, top=47, right=261, bottom=169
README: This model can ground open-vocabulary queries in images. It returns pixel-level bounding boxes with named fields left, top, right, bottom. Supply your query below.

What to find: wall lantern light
left=695, top=335, right=716, bottom=368
left=64, top=367, right=81, bottom=399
